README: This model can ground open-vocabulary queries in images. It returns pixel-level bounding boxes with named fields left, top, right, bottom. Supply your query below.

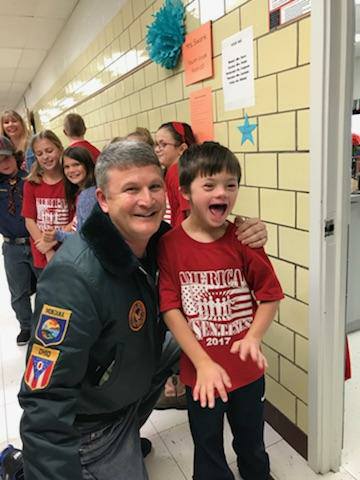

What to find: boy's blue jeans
left=186, top=376, right=270, bottom=480
left=2, top=242, right=37, bottom=331
left=79, top=332, right=180, bottom=480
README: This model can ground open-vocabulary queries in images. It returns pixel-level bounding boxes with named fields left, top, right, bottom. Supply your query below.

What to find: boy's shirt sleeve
left=158, top=235, right=182, bottom=313
left=239, top=244, right=284, bottom=302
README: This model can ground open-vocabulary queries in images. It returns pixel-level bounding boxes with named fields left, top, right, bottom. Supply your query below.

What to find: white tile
left=158, top=422, right=194, bottom=479
left=140, top=418, right=158, bottom=438
left=149, top=408, right=188, bottom=433
left=144, top=433, right=187, bottom=480
left=4, top=402, right=23, bottom=440
left=265, top=422, right=283, bottom=448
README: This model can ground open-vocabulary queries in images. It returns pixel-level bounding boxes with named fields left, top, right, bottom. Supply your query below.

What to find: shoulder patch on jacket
left=24, top=344, right=60, bottom=390
left=35, top=304, right=72, bottom=347
left=128, top=300, right=146, bottom=331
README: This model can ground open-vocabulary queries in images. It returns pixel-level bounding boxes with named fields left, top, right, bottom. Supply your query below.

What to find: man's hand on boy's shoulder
left=234, top=216, right=268, bottom=248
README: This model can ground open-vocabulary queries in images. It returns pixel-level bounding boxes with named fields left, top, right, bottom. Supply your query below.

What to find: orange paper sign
left=190, top=87, right=214, bottom=143
left=182, top=22, right=213, bottom=86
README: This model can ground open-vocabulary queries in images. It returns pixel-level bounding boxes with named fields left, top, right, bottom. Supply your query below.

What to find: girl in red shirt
left=22, top=130, right=72, bottom=270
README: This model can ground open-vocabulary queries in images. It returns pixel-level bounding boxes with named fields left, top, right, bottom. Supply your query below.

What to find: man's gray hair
left=95, top=140, right=161, bottom=192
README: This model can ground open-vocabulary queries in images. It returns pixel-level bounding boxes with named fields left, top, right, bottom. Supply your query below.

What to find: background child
left=42, top=146, right=96, bottom=242
left=63, top=113, right=100, bottom=162
left=22, top=130, right=72, bottom=270
left=126, top=127, right=154, bottom=147
left=155, top=121, right=196, bottom=227
left=158, top=141, right=284, bottom=480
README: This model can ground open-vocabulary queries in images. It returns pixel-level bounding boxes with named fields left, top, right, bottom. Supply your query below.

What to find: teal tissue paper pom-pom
left=146, top=0, right=185, bottom=70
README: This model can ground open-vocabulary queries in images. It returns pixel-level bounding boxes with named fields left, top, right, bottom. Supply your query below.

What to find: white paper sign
left=222, top=27, right=255, bottom=111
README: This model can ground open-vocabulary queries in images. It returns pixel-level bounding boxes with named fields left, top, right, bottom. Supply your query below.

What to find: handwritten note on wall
left=190, top=87, right=214, bottom=143
left=183, top=22, right=213, bottom=86
left=222, top=27, right=255, bottom=111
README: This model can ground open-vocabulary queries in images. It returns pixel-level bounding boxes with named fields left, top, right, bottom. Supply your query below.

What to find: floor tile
left=144, top=433, right=187, bottom=480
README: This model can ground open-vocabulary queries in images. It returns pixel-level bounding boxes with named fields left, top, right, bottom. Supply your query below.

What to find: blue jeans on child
left=186, top=376, right=269, bottom=480
left=2, top=242, right=37, bottom=331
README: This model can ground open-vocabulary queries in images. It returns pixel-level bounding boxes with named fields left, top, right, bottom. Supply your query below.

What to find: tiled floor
left=0, top=247, right=359, bottom=479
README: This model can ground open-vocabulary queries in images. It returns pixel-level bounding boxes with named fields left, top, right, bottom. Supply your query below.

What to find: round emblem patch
left=41, top=319, right=61, bottom=340
left=129, top=300, right=146, bottom=331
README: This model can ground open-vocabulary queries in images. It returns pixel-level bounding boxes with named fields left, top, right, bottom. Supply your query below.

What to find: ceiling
left=0, top=1, right=359, bottom=113
left=0, top=0, right=78, bottom=112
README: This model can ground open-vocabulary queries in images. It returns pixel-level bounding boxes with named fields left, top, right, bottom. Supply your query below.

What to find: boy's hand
left=230, top=336, right=268, bottom=370
left=193, top=359, right=232, bottom=409
left=234, top=216, right=267, bottom=248
left=35, top=238, right=57, bottom=254
left=42, top=229, right=56, bottom=243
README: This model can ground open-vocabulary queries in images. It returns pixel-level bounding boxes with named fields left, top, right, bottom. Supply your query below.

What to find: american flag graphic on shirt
left=180, top=268, right=254, bottom=340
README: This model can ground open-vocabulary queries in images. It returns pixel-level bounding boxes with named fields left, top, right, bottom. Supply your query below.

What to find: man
left=18, top=141, right=267, bottom=479
left=0, top=136, right=37, bottom=345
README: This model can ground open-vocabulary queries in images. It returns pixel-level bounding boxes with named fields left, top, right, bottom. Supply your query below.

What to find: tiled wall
left=34, top=0, right=310, bottom=434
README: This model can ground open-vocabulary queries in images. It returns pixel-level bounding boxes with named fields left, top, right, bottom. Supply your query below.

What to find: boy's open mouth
left=209, top=203, right=227, bottom=217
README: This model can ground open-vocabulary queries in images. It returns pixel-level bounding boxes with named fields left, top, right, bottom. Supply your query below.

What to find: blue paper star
left=238, top=114, right=257, bottom=145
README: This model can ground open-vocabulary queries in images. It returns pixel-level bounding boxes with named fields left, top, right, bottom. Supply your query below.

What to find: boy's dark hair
left=63, top=113, right=86, bottom=137
left=179, top=141, right=241, bottom=192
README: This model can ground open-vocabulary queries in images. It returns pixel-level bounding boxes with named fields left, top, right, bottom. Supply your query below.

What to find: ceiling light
left=356, top=33, right=360, bottom=43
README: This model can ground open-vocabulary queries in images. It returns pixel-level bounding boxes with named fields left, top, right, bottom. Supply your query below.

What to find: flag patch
left=35, top=304, right=72, bottom=347
left=24, top=344, right=59, bottom=390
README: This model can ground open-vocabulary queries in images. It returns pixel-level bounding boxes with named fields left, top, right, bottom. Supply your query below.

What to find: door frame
left=308, top=0, right=354, bottom=473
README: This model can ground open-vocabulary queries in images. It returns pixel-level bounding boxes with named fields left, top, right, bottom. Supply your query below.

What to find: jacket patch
left=24, top=344, right=59, bottom=390
left=35, top=304, right=72, bottom=346
left=129, top=300, right=146, bottom=331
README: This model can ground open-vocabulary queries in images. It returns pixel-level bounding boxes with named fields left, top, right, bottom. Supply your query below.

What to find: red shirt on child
left=164, top=163, right=189, bottom=227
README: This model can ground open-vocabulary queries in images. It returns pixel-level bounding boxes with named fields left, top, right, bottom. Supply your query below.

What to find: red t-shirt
left=22, top=179, right=70, bottom=268
left=158, top=222, right=284, bottom=392
left=70, top=140, right=100, bottom=163
left=165, top=163, right=189, bottom=227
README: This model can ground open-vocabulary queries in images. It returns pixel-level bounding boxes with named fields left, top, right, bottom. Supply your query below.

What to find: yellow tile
left=258, top=24, right=297, bottom=76
left=129, top=19, right=142, bottom=47
left=278, top=65, right=310, bottom=111
left=295, top=334, right=308, bottom=371
left=123, top=76, right=134, bottom=96
left=266, top=375, right=296, bottom=422
left=176, top=99, right=191, bottom=124
left=161, top=103, right=177, bottom=123
left=262, top=344, right=279, bottom=380
left=210, top=121, right=228, bottom=146
left=144, top=62, right=158, bottom=86
left=216, top=91, right=244, bottom=122
left=296, top=266, right=308, bottom=304
left=105, top=22, right=114, bottom=46
left=104, top=123, right=112, bottom=142
left=128, top=114, right=140, bottom=132
left=270, top=257, right=295, bottom=297
left=229, top=118, right=258, bottom=153
left=136, top=111, right=150, bottom=130
left=297, top=109, right=309, bottom=150
left=297, top=192, right=309, bottom=231
left=258, top=112, right=296, bottom=151
left=140, top=86, right=153, bottom=111
left=260, top=189, right=295, bottom=227
left=203, top=55, right=223, bottom=91
left=297, top=399, right=308, bottom=434
left=134, top=69, right=146, bottom=92
left=140, top=7, right=154, bottom=39
left=122, top=1, right=133, bottom=29
left=120, top=30, right=130, bottom=54
left=158, top=64, right=174, bottom=81
left=133, top=0, right=146, bottom=19
left=183, top=80, right=203, bottom=99
left=246, top=75, right=277, bottom=117
left=112, top=11, right=123, bottom=37
left=233, top=186, right=259, bottom=218
left=118, top=118, right=128, bottom=137
left=245, top=153, right=277, bottom=188
left=152, top=81, right=167, bottom=108
left=148, top=107, right=162, bottom=131
left=241, top=0, right=269, bottom=38
left=279, top=296, right=308, bottom=337
left=279, top=226, right=309, bottom=267
left=166, top=74, right=184, bottom=103
left=265, top=222, right=278, bottom=257
left=185, top=0, right=201, bottom=32
left=212, top=9, right=240, bottom=57
left=279, top=153, right=309, bottom=192
left=226, top=0, right=248, bottom=13
left=129, top=92, right=141, bottom=114
left=299, top=16, right=311, bottom=65
left=120, top=96, right=131, bottom=117
left=280, top=357, right=308, bottom=403
left=264, top=321, right=294, bottom=361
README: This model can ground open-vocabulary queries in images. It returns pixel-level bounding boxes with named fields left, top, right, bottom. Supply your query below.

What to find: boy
left=63, top=113, right=100, bottom=162
left=158, top=142, right=283, bottom=480
left=0, top=136, right=37, bottom=345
